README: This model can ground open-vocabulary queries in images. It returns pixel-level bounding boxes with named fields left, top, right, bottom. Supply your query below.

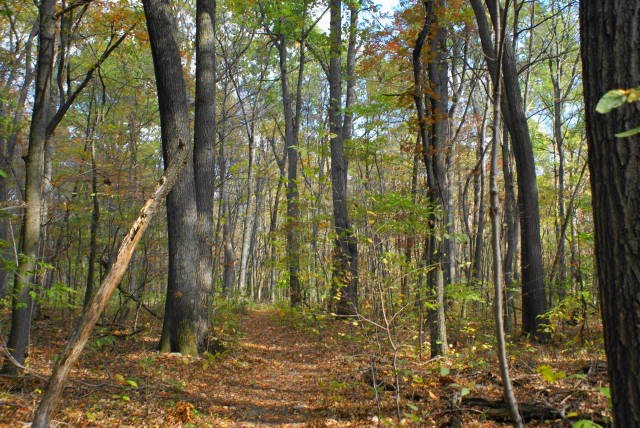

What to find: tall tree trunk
left=502, top=130, right=518, bottom=333
left=413, top=0, right=450, bottom=357
left=194, top=0, right=217, bottom=346
left=489, top=3, right=522, bottom=425
left=2, top=0, right=56, bottom=375
left=84, top=96, right=100, bottom=309
left=277, top=33, right=301, bottom=306
left=221, top=199, right=235, bottom=297
left=328, top=0, right=358, bottom=315
left=472, top=106, right=487, bottom=288
left=427, top=0, right=450, bottom=357
left=471, top=0, right=548, bottom=340
left=144, top=0, right=200, bottom=356
left=552, top=89, right=567, bottom=300
left=0, top=24, right=36, bottom=299
left=238, top=169, right=253, bottom=295
left=580, top=1, right=640, bottom=425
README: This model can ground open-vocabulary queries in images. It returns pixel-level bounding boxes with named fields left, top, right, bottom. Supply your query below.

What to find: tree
left=259, top=0, right=310, bottom=307
left=144, top=0, right=200, bottom=356
left=487, top=0, right=522, bottom=424
left=0, top=18, right=37, bottom=299
left=411, top=0, right=449, bottom=357
left=2, top=0, right=131, bottom=372
left=328, top=0, right=358, bottom=315
left=194, top=0, right=217, bottom=346
left=471, top=0, right=548, bottom=340
left=580, top=0, right=640, bottom=425
left=2, top=0, right=57, bottom=375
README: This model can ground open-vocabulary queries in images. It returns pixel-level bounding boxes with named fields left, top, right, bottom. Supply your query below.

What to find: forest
left=0, top=0, right=639, bottom=426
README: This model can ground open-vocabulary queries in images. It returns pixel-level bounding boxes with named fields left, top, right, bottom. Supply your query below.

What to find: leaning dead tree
left=30, top=142, right=190, bottom=428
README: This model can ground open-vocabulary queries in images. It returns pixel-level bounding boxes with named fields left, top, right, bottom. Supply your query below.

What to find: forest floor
left=0, top=307, right=610, bottom=427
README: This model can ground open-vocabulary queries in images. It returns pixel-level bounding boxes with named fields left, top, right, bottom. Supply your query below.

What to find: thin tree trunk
left=277, top=32, right=302, bottom=306
left=471, top=0, right=548, bottom=340
left=84, top=100, right=100, bottom=309
left=502, top=130, right=518, bottom=334
left=472, top=111, right=487, bottom=287
left=488, top=3, right=522, bottom=425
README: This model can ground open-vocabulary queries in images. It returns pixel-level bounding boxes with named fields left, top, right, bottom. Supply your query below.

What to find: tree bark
left=580, top=1, right=640, bottom=425
left=83, top=93, right=100, bottom=310
left=144, top=0, right=200, bottom=356
left=194, top=0, right=217, bottom=346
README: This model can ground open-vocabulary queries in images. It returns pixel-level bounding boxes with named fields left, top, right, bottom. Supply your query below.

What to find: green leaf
left=572, top=420, right=603, bottom=428
left=460, top=387, right=470, bottom=397
left=615, top=126, right=640, bottom=138
left=535, top=365, right=566, bottom=382
left=596, top=90, right=627, bottom=113
left=126, top=379, right=138, bottom=388
left=598, top=387, right=610, bottom=399
left=0, top=169, right=7, bottom=178
left=439, top=367, right=450, bottom=376
left=568, top=373, right=587, bottom=380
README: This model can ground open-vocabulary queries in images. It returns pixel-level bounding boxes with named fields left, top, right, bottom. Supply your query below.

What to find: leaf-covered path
left=0, top=309, right=375, bottom=427
left=199, top=309, right=371, bottom=427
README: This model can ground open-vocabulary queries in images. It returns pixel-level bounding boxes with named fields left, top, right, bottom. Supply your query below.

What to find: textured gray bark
left=144, top=0, right=199, bottom=356
left=194, top=0, right=217, bottom=346
left=580, top=1, right=640, bottom=425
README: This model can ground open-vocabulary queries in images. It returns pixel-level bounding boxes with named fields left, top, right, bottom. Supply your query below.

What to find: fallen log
left=462, top=396, right=562, bottom=422
left=461, top=396, right=610, bottom=426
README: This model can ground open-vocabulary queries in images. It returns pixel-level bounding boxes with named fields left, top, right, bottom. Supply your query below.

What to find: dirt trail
left=201, top=310, right=371, bottom=427
left=0, top=310, right=374, bottom=427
